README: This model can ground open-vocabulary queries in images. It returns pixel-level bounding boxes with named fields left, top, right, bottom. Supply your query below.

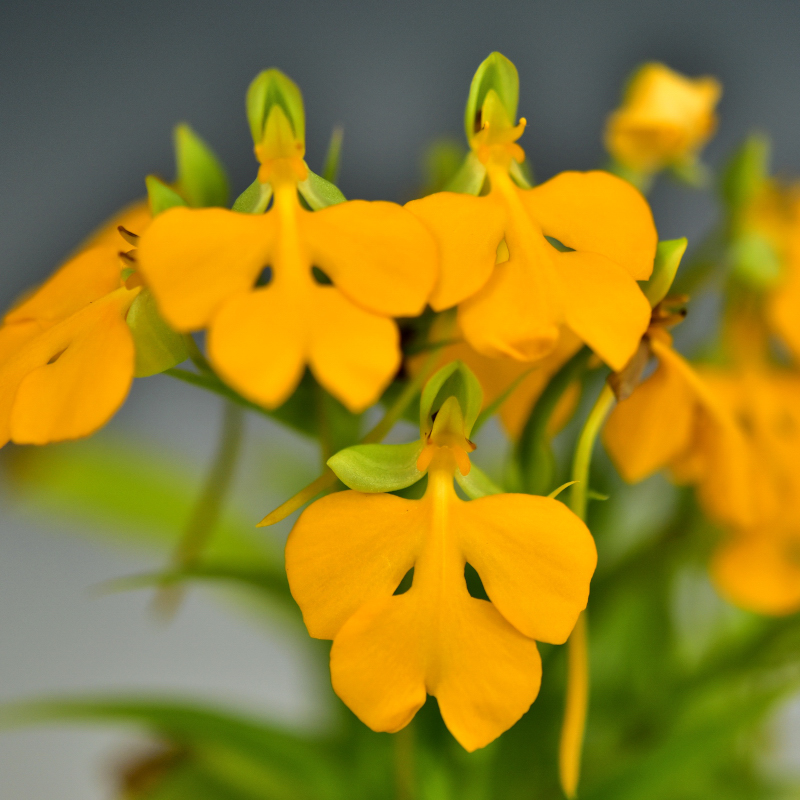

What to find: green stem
left=394, top=724, right=415, bottom=800
left=154, top=402, right=245, bottom=616
left=559, top=382, right=616, bottom=798
left=568, top=383, right=616, bottom=520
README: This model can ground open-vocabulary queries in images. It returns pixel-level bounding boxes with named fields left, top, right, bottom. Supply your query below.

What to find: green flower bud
left=464, top=52, right=519, bottom=143
left=419, top=360, right=483, bottom=439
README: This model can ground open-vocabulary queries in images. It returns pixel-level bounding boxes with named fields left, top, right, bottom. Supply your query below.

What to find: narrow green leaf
left=146, top=175, right=187, bottom=217
left=721, top=133, right=771, bottom=218
left=321, top=126, right=344, bottom=184
left=127, top=289, right=189, bottom=377
left=328, top=440, right=425, bottom=493
left=174, top=123, right=230, bottom=208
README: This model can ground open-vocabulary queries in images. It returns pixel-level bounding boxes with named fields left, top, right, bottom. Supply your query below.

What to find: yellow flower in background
left=605, top=63, right=721, bottom=174
left=712, top=523, right=800, bottom=615
left=139, top=103, right=438, bottom=413
left=0, top=244, right=140, bottom=447
left=285, top=394, right=596, bottom=751
left=769, top=228, right=800, bottom=361
left=407, top=91, right=656, bottom=371
left=603, top=329, right=756, bottom=528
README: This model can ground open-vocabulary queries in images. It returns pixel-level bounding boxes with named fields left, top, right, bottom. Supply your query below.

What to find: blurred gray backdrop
left=2, top=1, right=800, bottom=797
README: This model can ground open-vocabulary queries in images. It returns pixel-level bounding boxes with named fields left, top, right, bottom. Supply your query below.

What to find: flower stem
left=154, top=402, right=245, bottom=617
left=394, top=724, right=415, bottom=800
left=258, top=345, right=444, bottom=527
left=559, top=382, right=615, bottom=798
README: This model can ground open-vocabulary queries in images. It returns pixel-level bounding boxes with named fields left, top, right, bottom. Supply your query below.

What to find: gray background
left=2, top=1, right=800, bottom=797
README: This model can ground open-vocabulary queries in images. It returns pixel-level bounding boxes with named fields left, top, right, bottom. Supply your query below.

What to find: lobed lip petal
left=138, top=206, right=275, bottom=331
left=208, top=284, right=307, bottom=410
left=301, top=200, right=439, bottom=318
left=285, top=491, right=423, bottom=640
left=405, top=192, right=505, bottom=311
left=458, top=493, right=597, bottom=645
left=307, top=286, right=401, bottom=413
left=1, top=288, right=137, bottom=447
left=520, top=171, right=657, bottom=281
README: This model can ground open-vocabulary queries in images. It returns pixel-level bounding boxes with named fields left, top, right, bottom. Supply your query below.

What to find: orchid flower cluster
left=3, top=53, right=800, bottom=800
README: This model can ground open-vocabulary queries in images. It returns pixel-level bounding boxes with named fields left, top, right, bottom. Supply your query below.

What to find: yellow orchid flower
left=406, top=90, right=656, bottom=371
left=285, top=389, right=597, bottom=751
left=605, top=63, right=721, bottom=174
left=603, top=329, right=756, bottom=528
left=0, top=244, right=140, bottom=447
left=138, top=95, right=438, bottom=413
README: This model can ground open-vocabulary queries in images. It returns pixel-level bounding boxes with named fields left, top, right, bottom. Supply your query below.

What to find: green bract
left=146, top=175, right=187, bottom=217
left=246, top=68, right=305, bottom=146
left=232, top=179, right=273, bottom=214
left=730, top=231, right=782, bottom=288
left=420, top=360, right=483, bottom=438
left=641, top=238, right=688, bottom=307
left=455, top=463, right=502, bottom=499
left=298, top=169, right=347, bottom=209
left=126, top=289, right=189, bottom=377
left=328, top=440, right=425, bottom=493
left=174, top=124, right=230, bottom=209
left=464, top=51, right=519, bottom=141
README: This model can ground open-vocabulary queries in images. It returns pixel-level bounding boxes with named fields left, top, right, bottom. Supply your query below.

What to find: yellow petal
left=308, top=286, right=400, bottom=413
left=521, top=171, right=657, bottom=280
left=285, top=491, right=423, bottom=639
left=711, top=529, right=800, bottom=615
left=769, top=251, right=800, bottom=360
left=0, top=289, right=137, bottom=446
left=0, top=320, right=42, bottom=364
left=82, top=199, right=152, bottom=248
left=5, top=246, right=122, bottom=326
left=208, top=285, right=306, bottom=409
left=138, top=207, right=274, bottom=330
left=301, top=200, right=438, bottom=317
left=458, top=240, right=562, bottom=361
left=604, top=347, right=697, bottom=482
left=458, top=494, right=596, bottom=644
left=405, top=193, right=505, bottom=311
left=558, top=250, right=651, bottom=372
left=331, top=584, right=542, bottom=752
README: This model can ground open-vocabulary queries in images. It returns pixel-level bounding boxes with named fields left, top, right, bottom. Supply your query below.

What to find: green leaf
left=640, top=238, right=688, bottom=307
left=146, top=175, right=188, bottom=217
left=721, top=133, right=771, bottom=219
left=464, top=52, right=519, bottom=142
left=297, top=168, right=346, bottom=209
left=246, top=69, right=305, bottom=146
left=328, top=440, right=425, bottom=493
left=232, top=179, right=273, bottom=214
left=321, top=126, right=344, bottom=184
left=127, top=289, right=189, bottom=377
left=174, top=123, right=230, bottom=208
left=0, top=698, right=344, bottom=800
left=729, top=231, right=782, bottom=288
left=455, top=463, right=502, bottom=499
left=419, top=360, right=483, bottom=438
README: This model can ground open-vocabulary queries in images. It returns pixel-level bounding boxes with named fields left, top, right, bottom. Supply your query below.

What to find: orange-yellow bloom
left=604, top=331, right=755, bottom=528
left=0, top=244, right=140, bottom=447
left=285, top=396, right=596, bottom=750
left=407, top=94, right=655, bottom=371
left=138, top=107, right=437, bottom=413
left=605, top=63, right=721, bottom=174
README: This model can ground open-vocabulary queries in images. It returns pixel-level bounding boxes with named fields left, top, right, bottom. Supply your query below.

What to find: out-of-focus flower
left=0, top=245, right=140, bottom=447
left=139, top=74, right=438, bottom=412
left=285, top=370, right=596, bottom=751
left=605, top=63, right=721, bottom=175
left=407, top=57, right=656, bottom=371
